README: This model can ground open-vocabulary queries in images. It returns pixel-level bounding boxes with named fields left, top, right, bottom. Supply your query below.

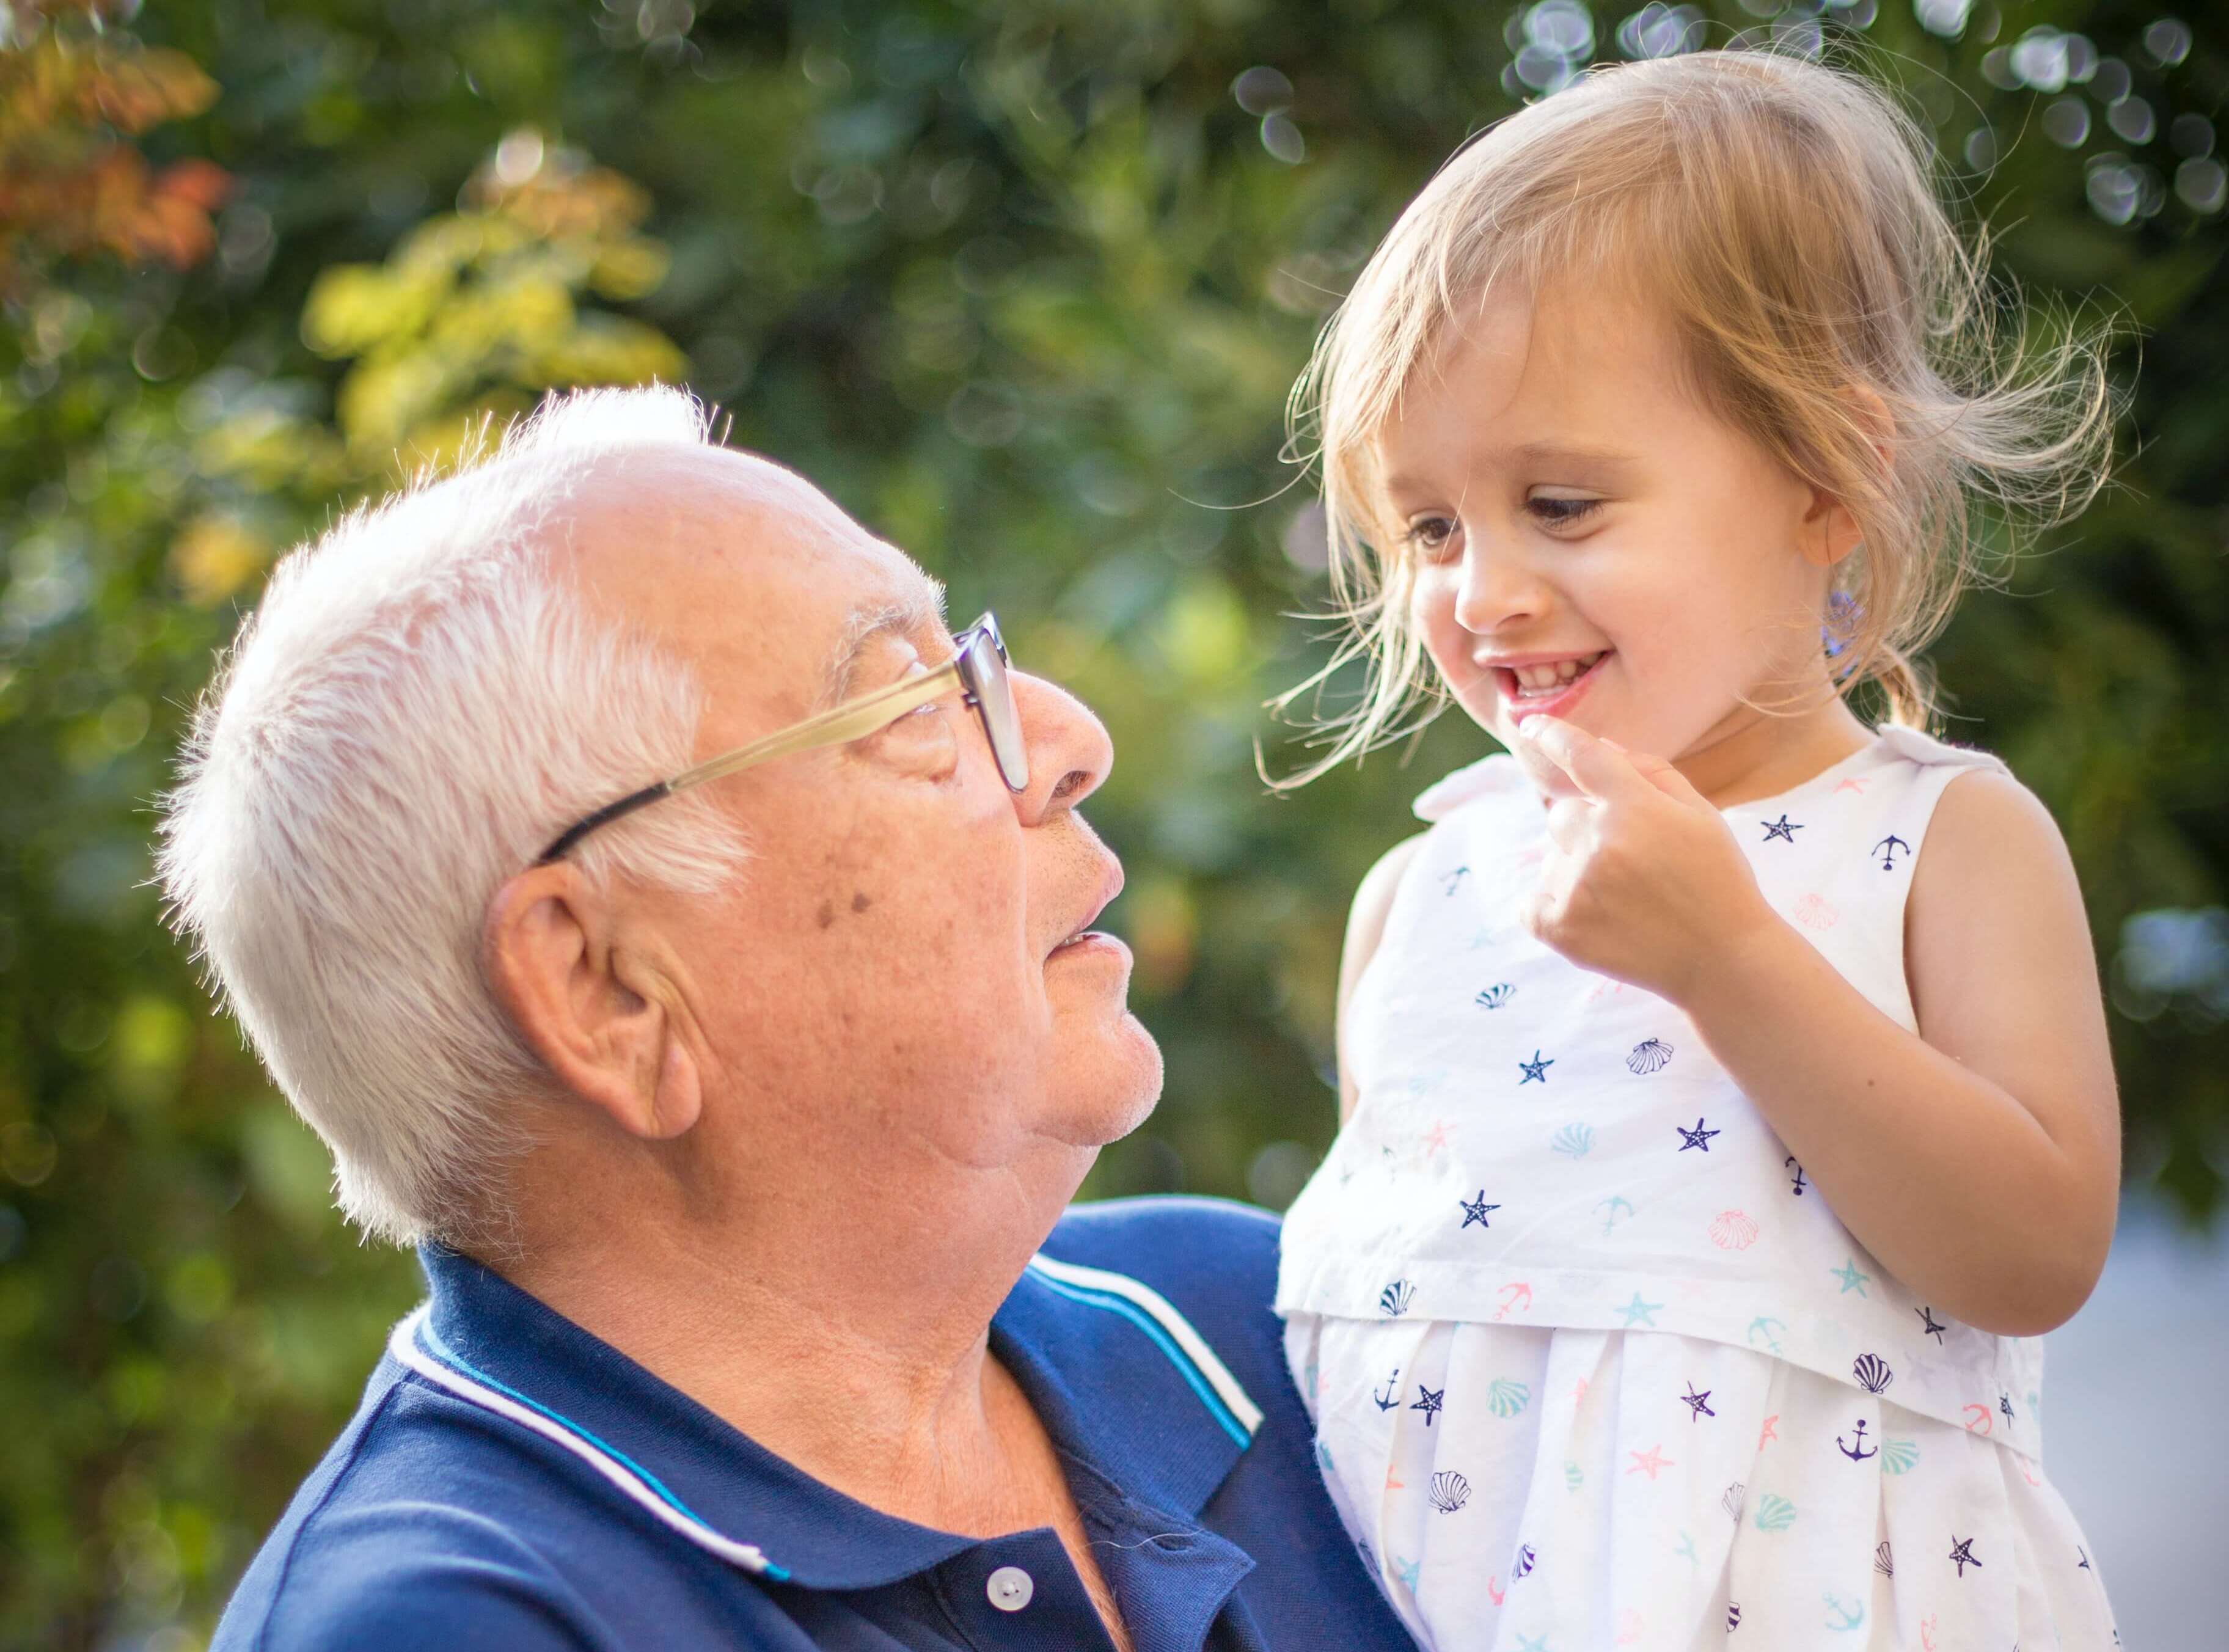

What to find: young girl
left=1274, top=47, right=2123, bottom=1652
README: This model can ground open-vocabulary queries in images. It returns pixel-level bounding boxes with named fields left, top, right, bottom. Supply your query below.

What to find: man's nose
left=1451, top=536, right=1551, bottom=635
left=1006, top=670, right=1113, bottom=822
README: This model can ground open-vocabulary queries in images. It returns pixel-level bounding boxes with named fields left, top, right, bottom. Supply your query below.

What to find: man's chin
left=1055, top=1014, right=1164, bottom=1149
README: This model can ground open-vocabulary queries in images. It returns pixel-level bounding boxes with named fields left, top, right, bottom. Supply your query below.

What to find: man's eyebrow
left=820, top=579, right=950, bottom=706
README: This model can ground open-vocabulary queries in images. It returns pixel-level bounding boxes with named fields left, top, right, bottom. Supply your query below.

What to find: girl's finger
left=1622, top=746, right=1713, bottom=810
left=1543, top=795, right=1590, bottom=854
left=1519, top=716, right=1650, bottom=803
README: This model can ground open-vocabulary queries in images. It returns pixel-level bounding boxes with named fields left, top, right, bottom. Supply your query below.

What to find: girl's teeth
left=1512, top=652, right=1603, bottom=692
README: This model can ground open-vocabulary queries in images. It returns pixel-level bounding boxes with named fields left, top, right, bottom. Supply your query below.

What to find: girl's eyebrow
left=1383, top=440, right=1639, bottom=496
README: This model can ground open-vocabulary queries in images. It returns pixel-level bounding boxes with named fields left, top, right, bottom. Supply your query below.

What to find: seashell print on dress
left=1625, top=1037, right=1674, bottom=1075
left=1752, top=1493, right=1798, bottom=1532
left=1428, top=1471, right=1471, bottom=1514
left=1790, top=891, right=1840, bottom=930
left=1485, top=1378, right=1531, bottom=1418
left=1475, top=982, right=1515, bottom=1009
left=1708, top=1209, right=1759, bottom=1250
left=1378, top=1279, right=1416, bottom=1318
left=1551, top=1123, right=1594, bottom=1160
left=1853, top=1353, right=1894, bottom=1394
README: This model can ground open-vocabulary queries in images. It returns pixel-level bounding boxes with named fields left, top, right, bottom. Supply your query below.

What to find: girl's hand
left=1513, top=716, right=1782, bottom=1003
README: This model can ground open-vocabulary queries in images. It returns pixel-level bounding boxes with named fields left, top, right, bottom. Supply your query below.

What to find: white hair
left=158, top=385, right=750, bottom=1248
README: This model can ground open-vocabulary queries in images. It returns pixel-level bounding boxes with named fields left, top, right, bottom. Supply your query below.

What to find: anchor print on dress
left=1837, top=1420, right=1878, bottom=1461
left=1476, top=982, right=1515, bottom=1010
left=1785, top=1155, right=1809, bottom=1196
left=1495, top=1282, right=1534, bottom=1320
left=1597, top=1196, right=1636, bottom=1236
left=1746, top=1317, right=1787, bottom=1354
left=1411, top=1384, right=1446, bottom=1427
left=1675, top=1117, right=1720, bottom=1152
left=1518, top=1050, right=1554, bottom=1084
left=1681, top=1383, right=1716, bottom=1420
left=1459, top=1191, right=1501, bottom=1230
left=1948, top=1535, right=1982, bottom=1577
left=1762, top=814, right=1803, bottom=844
left=1872, top=834, right=1911, bottom=871
left=1626, top=1037, right=1674, bottom=1075
left=1372, top=1370, right=1402, bottom=1413
left=1439, top=866, right=1471, bottom=897
left=1823, top=1593, right=1865, bottom=1633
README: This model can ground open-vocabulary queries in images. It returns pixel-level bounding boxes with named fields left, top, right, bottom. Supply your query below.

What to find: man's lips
left=1047, top=858, right=1125, bottom=960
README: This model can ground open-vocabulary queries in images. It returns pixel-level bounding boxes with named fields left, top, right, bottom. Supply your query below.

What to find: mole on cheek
left=851, top=891, right=872, bottom=913
left=817, top=900, right=836, bottom=930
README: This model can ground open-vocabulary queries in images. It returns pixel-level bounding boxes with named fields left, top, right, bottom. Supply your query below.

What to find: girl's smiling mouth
left=1479, top=649, right=1612, bottom=722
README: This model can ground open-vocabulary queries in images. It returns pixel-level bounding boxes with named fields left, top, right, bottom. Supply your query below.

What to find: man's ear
left=1800, top=384, right=1895, bottom=571
left=481, top=864, right=703, bottom=1142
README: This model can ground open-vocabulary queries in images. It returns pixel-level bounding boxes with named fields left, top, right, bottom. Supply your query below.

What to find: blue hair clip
left=1822, top=591, right=1861, bottom=673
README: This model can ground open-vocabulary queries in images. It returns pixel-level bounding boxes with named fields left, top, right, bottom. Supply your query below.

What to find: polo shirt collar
left=408, top=1244, right=1254, bottom=1593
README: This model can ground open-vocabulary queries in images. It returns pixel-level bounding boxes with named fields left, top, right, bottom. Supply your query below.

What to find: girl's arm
left=1515, top=717, right=2120, bottom=1337
left=1336, top=835, right=1426, bottom=1123
left=1680, top=767, right=2120, bottom=1336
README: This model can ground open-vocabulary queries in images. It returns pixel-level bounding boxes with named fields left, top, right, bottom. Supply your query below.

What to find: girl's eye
left=1402, top=516, right=1460, bottom=560
left=1529, top=495, right=1603, bottom=528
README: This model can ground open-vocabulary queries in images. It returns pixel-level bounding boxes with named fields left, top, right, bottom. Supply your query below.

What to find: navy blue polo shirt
left=212, top=1196, right=1416, bottom=1651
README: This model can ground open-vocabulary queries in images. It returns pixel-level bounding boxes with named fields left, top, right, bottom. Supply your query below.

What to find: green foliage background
left=1, top=0, right=2222, bottom=1644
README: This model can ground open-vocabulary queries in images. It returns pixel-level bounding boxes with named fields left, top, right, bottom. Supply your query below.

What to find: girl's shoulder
left=1410, top=752, right=1531, bottom=822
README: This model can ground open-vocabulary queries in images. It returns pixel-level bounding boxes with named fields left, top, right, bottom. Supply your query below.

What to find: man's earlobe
left=483, top=866, right=699, bottom=1143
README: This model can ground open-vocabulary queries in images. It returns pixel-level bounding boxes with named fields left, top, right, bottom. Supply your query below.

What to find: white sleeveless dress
left=1277, top=726, right=2117, bottom=1651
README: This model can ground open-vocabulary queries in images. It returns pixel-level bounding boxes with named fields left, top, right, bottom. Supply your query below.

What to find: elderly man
left=159, top=387, right=1410, bottom=1651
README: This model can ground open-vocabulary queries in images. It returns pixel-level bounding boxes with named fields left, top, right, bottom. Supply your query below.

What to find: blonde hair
left=1273, top=43, right=2122, bottom=781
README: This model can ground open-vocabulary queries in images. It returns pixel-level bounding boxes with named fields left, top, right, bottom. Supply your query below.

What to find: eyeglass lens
left=964, top=624, right=1029, bottom=792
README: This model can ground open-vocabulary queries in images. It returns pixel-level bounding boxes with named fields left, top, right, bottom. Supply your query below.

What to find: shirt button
left=986, top=1565, right=1034, bottom=1612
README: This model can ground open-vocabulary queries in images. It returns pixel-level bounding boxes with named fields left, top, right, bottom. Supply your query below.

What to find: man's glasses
left=536, top=612, right=1027, bottom=864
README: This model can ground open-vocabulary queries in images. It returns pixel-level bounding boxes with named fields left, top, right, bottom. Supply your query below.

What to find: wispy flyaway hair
left=1275, top=44, right=2121, bottom=781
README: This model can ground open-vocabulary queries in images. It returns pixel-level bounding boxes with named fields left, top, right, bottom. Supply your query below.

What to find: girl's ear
left=1801, top=384, right=1895, bottom=569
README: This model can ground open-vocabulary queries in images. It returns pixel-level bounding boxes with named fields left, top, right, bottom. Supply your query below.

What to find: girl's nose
left=1452, top=541, right=1550, bottom=635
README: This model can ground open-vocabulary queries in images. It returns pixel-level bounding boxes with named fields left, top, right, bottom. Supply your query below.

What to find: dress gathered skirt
left=1288, top=1315, right=2116, bottom=1651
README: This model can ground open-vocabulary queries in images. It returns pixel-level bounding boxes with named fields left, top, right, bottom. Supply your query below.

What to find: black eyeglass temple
left=536, top=780, right=675, bottom=865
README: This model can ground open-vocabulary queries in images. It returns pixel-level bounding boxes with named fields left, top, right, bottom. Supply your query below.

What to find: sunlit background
left=1, top=1, right=2222, bottom=1646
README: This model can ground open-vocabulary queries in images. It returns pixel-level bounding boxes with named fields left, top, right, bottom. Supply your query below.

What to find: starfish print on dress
left=1424, top=1120, right=1452, bottom=1156
left=1948, top=1536, right=1981, bottom=1577
left=2078, top=1547, right=2092, bottom=1570
left=1675, top=1117, right=1720, bottom=1152
left=1829, top=1257, right=1872, bottom=1296
left=1762, top=814, right=1803, bottom=844
left=1515, top=1637, right=1550, bottom=1652
left=1440, top=866, right=1471, bottom=896
left=1393, top=1555, right=1422, bottom=1594
left=1411, top=1384, right=1445, bottom=1427
left=1459, top=1191, right=1501, bottom=1230
left=1627, top=1444, right=1674, bottom=1480
left=1618, top=1292, right=1664, bottom=1328
left=1681, top=1383, right=1716, bottom=1420
left=1758, top=1414, right=1779, bottom=1449
left=1518, top=1050, right=1554, bottom=1084
left=1917, top=1305, right=1948, bottom=1342
left=1834, top=775, right=1870, bottom=794
left=1999, top=1393, right=2016, bottom=1428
